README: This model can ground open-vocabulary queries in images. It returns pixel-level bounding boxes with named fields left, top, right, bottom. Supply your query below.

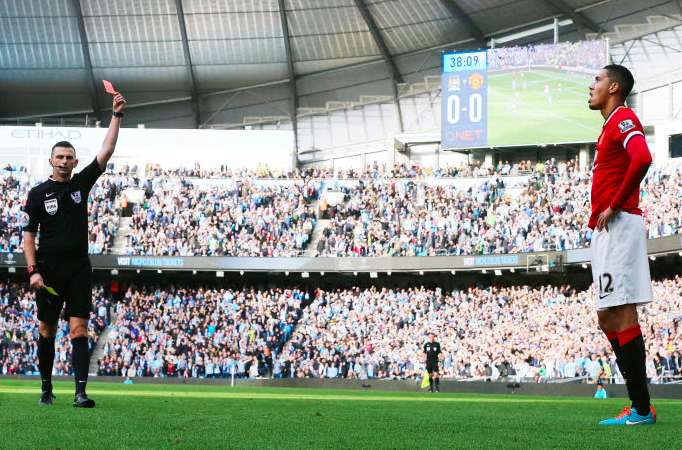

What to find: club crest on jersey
left=618, top=119, right=634, bottom=133
left=44, top=198, right=58, bottom=215
left=70, top=191, right=82, bottom=204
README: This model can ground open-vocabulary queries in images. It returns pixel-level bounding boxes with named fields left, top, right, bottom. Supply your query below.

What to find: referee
left=423, top=332, right=442, bottom=392
left=23, top=92, right=126, bottom=407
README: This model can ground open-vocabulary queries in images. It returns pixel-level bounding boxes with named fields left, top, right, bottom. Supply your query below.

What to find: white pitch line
left=1, top=387, right=680, bottom=405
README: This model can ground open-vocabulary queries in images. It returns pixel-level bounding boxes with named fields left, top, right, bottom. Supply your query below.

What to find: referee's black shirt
left=23, top=157, right=103, bottom=257
left=423, top=341, right=441, bottom=362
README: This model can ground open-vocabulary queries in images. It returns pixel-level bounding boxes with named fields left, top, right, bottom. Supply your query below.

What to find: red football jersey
left=590, top=106, right=647, bottom=229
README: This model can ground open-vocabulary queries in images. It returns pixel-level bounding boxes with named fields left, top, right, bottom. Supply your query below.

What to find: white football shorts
left=590, top=211, right=653, bottom=310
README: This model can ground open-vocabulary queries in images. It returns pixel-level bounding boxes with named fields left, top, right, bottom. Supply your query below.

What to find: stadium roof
left=1, top=0, right=681, bottom=124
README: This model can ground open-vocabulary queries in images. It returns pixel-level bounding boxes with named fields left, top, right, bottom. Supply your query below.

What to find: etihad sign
left=10, top=128, right=83, bottom=141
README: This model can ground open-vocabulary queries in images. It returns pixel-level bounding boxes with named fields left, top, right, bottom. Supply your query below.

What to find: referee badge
left=44, top=198, right=58, bottom=215
left=70, top=191, right=82, bottom=204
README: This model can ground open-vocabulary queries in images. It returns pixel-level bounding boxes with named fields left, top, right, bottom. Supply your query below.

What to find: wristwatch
left=112, top=111, right=124, bottom=118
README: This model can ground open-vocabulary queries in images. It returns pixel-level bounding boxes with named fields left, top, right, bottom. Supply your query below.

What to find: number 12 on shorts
left=599, top=273, right=614, bottom=297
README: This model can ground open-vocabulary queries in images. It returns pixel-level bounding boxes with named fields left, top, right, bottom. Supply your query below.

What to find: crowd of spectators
left=2, top=159, right=681, bottom=258
left=0, top=172, right=31, bottom=253
left=642, top=166, right=682, bottom=239
left=315, top=160, right=682, bottom=256
left=87, top=171, right=137, bottom=254
left=2, top=275, right=680, bottom=382
left=96, top=286, right=310, bottom=378
left=124, top=179, right=319, bottom=256
left=88, top=277, right=682, bottom=382
left=143, top=160, right=532, bottom=181
left=488, top=40, right=606, bottom=71
left=277, top=277, right=682, bottom=382
left=0, top=170, right=135, bottom=255
left=145, top=163, right=329, bottom=180
left=0, top=282, right=111, bottom=375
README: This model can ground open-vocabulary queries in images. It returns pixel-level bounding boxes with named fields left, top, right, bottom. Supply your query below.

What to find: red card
left=102, top=80, right=117, bottom=94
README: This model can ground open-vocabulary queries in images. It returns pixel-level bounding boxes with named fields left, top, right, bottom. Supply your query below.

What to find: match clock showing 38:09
left=441, top=50, right=488, bottom=150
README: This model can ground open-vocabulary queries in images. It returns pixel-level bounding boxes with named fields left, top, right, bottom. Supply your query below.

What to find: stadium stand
left=124, top=178, right=319, bottom=256
left=0, top=282, right=111, bottom=376
left=2, top=160, right=681, bottom=258
left=7, top=276, right=660, bottom=382
left=0, top=168, right=30, bottom=254
left=0, top=170, right=136, bottom=255
left=87, top=171, right=138, bottom=254
left=96, top=286, right=309, bottom=378
left=314, top=160, right=681, bottom=256
left=280, top=278, right=682, bottom=382
left=3, top=156, right=678, bottom=382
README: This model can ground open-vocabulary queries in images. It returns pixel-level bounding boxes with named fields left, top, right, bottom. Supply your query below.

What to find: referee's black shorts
left=426, top=360, right=439, bottom=374
left=36, top=256, right=92, bottom=323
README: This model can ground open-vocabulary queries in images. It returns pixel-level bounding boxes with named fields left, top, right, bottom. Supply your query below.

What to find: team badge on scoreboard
left=468, top=73, right=484, bottom=90
left=447, top=75, right=461, bottom=92
left=44, top=198, right=58, bottom=215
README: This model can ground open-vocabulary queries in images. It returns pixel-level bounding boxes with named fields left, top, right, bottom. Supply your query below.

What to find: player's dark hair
left=603, top=64, right=634, bottom=100
left=51, top=141, right=76, bottom=156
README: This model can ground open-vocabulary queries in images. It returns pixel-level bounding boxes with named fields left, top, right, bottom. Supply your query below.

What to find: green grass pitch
left=487, top=68, right=602, bottom=147
left=1, top=379, right=679, bottom=449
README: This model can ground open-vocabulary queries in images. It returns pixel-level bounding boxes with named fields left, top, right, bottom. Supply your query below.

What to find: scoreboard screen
left=441, top=40, right=607, bottom=150
left=441, top=50, right=488, bottom=149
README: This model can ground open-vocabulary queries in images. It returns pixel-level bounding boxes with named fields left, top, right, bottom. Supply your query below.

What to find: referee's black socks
left=71, top=336, right=90, bottom=395
left=38, top=335, right=55, bottom=393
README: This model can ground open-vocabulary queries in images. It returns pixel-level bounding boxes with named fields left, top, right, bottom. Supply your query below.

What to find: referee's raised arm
left=96, top=92, right=127, bottom=171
